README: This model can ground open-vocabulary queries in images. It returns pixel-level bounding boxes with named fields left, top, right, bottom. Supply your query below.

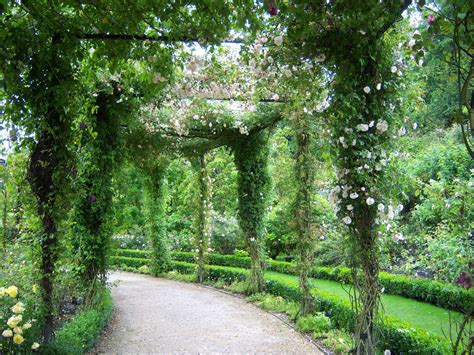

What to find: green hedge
left=111, top=249, right=151, bottom=259
left=43, top=288, right=113, bottom=354
left=171, top=251, right=471, bottom=312
left=112, top=257, right=451, bottom=354
left=111, top=249, right=473, bottom=312
left=109, top=256, right=148, bottom=268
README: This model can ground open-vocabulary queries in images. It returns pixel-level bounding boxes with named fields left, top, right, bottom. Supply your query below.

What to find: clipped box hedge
left=111, top=249, right=473, bottom=312
left=109, top=256, right=148, bottom=269
left=111, top=249, right=151, bottom=259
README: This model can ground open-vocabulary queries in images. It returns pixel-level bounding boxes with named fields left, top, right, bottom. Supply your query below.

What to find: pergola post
left=26, top=34, right=74, bottom=343
left=74, top=90, right=122, bottom=291
left=294, top=113, right=316, bottom=315
left=232, top=131, right=270, bottom=294
left=143, top=163, right=171, bottom=275
left=192, top=154, right=213, bottom=283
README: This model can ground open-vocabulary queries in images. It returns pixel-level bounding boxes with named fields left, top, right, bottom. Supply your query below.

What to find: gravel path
left=92, top=271, right=321, bottom=354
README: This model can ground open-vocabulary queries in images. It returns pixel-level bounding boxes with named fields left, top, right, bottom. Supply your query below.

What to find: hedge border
left=111, top=249, right=472, bottom=312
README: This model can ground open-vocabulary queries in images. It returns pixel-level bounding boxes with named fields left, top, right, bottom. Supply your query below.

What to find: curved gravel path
left=93, top=271, right=321, bottom=354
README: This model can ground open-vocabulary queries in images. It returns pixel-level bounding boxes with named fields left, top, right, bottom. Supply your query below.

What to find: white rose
left=356, top=124, right=369, bottom=132
left=274, top=35, right=283, bottom=46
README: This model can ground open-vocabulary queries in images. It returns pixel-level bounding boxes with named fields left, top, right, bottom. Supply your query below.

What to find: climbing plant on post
left=329, top=36, right=403, bottom=355
left=276, top=2, right=411, bottom=352
left=232, top=130, right=270, bottom=294
left=293, top=112, right=316, bottom=316
left=142, top=160, right=172, bottom=275
left=24, top=35, right=76, bottom=343
left=192, top=154, right=213, bottom=283
left=73, top=88, right=123, bottom=292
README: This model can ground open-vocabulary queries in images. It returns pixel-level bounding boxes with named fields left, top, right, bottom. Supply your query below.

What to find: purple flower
left=9, top=135, right=17, bottom=142
left=267, top=1, right=278, bottom=16
left=87, top=195, right=97, bottom=202
left=79, top=122, right=88, bottom=130
left=427, top=15, right=435, bottom=26
left=456, top=272, right=472, bottom=289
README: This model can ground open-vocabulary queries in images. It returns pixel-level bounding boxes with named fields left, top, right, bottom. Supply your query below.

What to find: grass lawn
left=264, top=270, right=464, bottom=338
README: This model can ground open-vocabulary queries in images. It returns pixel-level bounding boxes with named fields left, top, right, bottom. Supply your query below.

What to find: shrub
left=111, top=234, right=150, bottom=250
left=211, top=213, right=242, bottom=255
left=0, top=284, right=42, bottom=353
left=226, top=281, right=247, bottom=294
left=319, top=329, right=353, bottom=354
left=163, top=271, right=197, bottom=283
left=296, top=313, right=332, bottom=334
left=43, top=288, right=112, bottom=354
left=378, top=316, right=451, bottom=354
left=247, top=293, right=289, bottom=313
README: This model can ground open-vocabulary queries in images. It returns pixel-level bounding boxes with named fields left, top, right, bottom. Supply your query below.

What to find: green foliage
left=110, top=165, right=146, bottom=238
left=247, top=293, right=291, bottom=313
left=72, top=90, right=125, bottom=284
left=112, top=249, right=151, bottom=259
left=43, top=288, right=112, bottom=354
left=296, top=313, right=332, bottom=334
left=109, top=256, right=148, bottom=269
left=378, top=316, right=451, bottom=355
left=319, top=329, right=353, bottom=354
left=191, top=155, right=212, bottom=282
left=163, top=271, right=197, bottom=283
left=142, top=162, right=171, bottom=275
left=2, top=1, right=472, bottom=351
left=226, top=280, right=247, bottom=294
left=232, top=131, right=271, bottom=293
left=210, top=212, right=242, bottom=255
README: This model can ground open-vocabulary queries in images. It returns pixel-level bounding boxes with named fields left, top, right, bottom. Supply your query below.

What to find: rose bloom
left=13, top=334, right=25, bottom=345
left=2, top=329, right=13, bottom=337
left=12, top=302, right=25, bottom=314
left=13, top=326, right=22, bottom=335
left=7, top=315, right=22, bottom=328
left=7, top=286, right=18, bottom=298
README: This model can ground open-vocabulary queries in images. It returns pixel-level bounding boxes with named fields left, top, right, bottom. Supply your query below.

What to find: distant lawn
left=264, top=271, right=464, bottom=338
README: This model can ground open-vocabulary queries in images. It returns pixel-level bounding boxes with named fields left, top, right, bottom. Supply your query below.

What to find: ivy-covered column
left=192, top=154, right=212, bottom=283
left=330, top=40, right=397, bottom=354
left=143, top=163, right=171, bottom=275
left=26, top=35, right=74, bottom=342
left=293, top=113, right=316, bottom=315
left=233, top=131, right=270, bottom=294
left=74, top=90, right=122, bottom=288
